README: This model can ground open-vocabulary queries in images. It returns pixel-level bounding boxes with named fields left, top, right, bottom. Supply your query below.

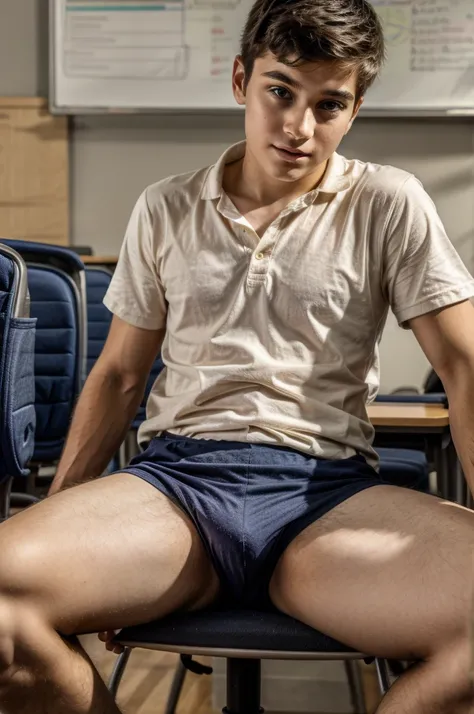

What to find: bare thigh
left=269, top=485, right=474, bottom=660
left=0, top=473, right=220, bottom=636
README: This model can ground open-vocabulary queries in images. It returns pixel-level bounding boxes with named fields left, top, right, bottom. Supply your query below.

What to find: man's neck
left=223, top=145, right=328, bottom=210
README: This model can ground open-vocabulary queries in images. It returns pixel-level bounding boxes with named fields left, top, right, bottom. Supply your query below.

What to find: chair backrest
left=423, top=369, right=444, bottom=394
left=85, top=266, right=164, bottom=430
left=0, top=239, right=87, bottom=464
left=131, top=356, right=165, bottom=430
left=85, top=267, right=114, bottom=376
left=0, top=244, right=36, bottom=479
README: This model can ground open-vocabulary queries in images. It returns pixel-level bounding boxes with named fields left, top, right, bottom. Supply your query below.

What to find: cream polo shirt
left=103, top=141, right=474, bottom=468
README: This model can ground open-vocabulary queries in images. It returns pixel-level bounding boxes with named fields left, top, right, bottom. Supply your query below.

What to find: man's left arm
left=410, top=300, right=474, bottom=497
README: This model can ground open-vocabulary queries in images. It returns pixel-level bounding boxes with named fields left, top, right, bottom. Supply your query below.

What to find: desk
left=368, top=403, right=467, bottom=506
left=82, top=256, right=118, bottom=267
left=368, top=404, right=449, bottom=428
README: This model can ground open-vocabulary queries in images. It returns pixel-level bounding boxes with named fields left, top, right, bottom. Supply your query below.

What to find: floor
left=80, top=633, right=383, bottom=714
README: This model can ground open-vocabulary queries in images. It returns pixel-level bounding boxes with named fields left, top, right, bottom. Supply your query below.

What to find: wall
left=2, top=0, right=474, bottom=394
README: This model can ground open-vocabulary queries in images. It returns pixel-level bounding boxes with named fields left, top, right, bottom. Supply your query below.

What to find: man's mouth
left=272, top=145, right=311, bottom=159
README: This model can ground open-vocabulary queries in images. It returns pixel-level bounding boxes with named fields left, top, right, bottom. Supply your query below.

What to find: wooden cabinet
left=0, top=97, right=69, bottom=245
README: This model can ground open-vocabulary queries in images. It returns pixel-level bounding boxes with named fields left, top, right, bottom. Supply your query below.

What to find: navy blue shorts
left=120, top=432, right=386, bottom=610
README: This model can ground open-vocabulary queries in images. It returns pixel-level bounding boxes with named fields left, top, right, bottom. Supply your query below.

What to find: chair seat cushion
left=115, top=608, right=366, bottom=657
left=377, top=448, right=429, bottom=491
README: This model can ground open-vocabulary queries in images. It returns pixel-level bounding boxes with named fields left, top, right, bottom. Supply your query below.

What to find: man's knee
left=427, top=635, right=474, bottom=707
left=0, top=534, right=56, bottom=640
left=0, top=598, right=44, bottom=688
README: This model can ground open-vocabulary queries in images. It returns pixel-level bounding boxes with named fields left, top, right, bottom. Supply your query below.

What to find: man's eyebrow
left=261, top=70, right=355, bottom=102
left=324, top=88, right=355, bottom=102
left=261, top=70, right=303, bottom=89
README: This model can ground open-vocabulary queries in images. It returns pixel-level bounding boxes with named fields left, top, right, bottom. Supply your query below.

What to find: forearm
left=48, top=367, right=145, bottom=495
left=444, top=366, right=474, bottom=498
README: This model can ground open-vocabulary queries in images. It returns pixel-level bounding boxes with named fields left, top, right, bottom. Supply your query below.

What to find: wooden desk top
left=368, top=403, right=450, bottom=427
left=82, top=256, right=118, bottom=265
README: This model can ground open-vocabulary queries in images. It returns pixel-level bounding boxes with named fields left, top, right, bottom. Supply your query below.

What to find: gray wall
left=3, top=0, right=474, bottom=391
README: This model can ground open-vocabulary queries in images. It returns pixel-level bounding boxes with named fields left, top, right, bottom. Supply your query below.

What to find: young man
left=1, top=0, right=474, bottom=712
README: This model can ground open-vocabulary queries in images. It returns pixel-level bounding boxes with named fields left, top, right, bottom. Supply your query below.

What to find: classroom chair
left=104, top=445, right=423, bottom=714
left=0, top=243, right=37, bottom=520
left=108, top=607, right=403, bottom=714
left=84, top=265, right=164, bottom=469
left=376, top=368, right=446, bottom=406
left=85, top=266, right=114, bottom=376
left=0, top=240, right=87, bottom=498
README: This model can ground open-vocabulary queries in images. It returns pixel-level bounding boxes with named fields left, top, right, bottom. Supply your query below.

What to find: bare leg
left=377, top=648, right=474, bottom=714
left=0, top=473, right=220, bottom=713
left=0, top=608, right=123, bottom=713
left=376, top=639, right=473, bottom=713
left=269, top=486, right=474, bottom=713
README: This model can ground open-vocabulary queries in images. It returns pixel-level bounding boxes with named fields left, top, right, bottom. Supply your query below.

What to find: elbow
left=88, top=362, right=147, bottom=398
left=436, top=353, right=474, bottom=399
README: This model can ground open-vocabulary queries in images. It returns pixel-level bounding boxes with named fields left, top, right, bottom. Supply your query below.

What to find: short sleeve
left=382, top=175, right=474, bottom=329
left=103, top=189, right=167, bottom=330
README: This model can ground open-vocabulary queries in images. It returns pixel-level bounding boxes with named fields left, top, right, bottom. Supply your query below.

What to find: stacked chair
left=0, top=243, right=36, bottom=520
left=0, top=239, right=87, bottom=498
left=84, top=264, right=164, bottom=468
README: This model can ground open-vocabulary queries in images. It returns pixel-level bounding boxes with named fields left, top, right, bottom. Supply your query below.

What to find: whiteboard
left=50, top=0, right=474, bottom=115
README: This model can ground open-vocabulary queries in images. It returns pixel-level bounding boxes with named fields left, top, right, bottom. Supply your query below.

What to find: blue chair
left=375, top=392, right=447, bottom=407
left=0, top=244, right=37, bottom=520
left=108, top=608, right=402, bottom=714
left=0, top=240, right=87, bottom=492
left=84, top=267, right=115, bottom=377
left=376, top=369, right=447, bottom=407
left=130, top=353, right=165, bottom=431
left=375, top=372, right=448, bottom=498
left=377, top=447, right=430, bottom=492
left=84, top=266, right=164, bottom=467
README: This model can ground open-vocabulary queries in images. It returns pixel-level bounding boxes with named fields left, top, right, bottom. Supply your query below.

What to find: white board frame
left=49, top=0, right=474, bottom=117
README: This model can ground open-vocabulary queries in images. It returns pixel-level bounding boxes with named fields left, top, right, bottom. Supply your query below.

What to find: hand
left=98, top=630, right=125, bottom=655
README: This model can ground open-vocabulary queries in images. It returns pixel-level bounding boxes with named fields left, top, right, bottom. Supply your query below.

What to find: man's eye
left=319, top=101, right=345, bottom=113
left=269, top=86, right=292, bottom=101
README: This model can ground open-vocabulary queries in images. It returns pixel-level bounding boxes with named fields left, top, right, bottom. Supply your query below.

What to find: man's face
left=232, top=52, right=363, bottom=184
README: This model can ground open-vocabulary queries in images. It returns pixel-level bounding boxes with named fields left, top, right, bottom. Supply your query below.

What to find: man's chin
left=267, top=162, right=312, bottom=182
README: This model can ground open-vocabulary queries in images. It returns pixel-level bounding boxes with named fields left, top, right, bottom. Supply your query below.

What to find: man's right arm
left=48, top=314, right=165, bottom=496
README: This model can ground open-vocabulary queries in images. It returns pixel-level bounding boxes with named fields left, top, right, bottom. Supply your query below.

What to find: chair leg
left=164, top=659, right=188, bottom=714
left=107, top=647, right=132, bottom=698
left=0, top=479, right=11, bottom=522
left=374, top=658, right=392, bottom=696
left=10, top=493, right=41, bottom=509
left=224, top=658, right=263, bottom=714
left=344, top=659, right=367, bottom=714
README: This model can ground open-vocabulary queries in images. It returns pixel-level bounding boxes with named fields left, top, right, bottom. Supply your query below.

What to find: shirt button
left=255, top=252, right=265, bottom=260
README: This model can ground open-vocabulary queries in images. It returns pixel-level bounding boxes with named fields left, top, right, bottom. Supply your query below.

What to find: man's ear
left=345, top=96, right=364, bottom=135
left=232, top=55, right=247, bottom=106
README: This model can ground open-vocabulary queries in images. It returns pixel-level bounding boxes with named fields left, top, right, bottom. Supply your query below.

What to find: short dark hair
left=240, top=0, right=385, bottom=100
